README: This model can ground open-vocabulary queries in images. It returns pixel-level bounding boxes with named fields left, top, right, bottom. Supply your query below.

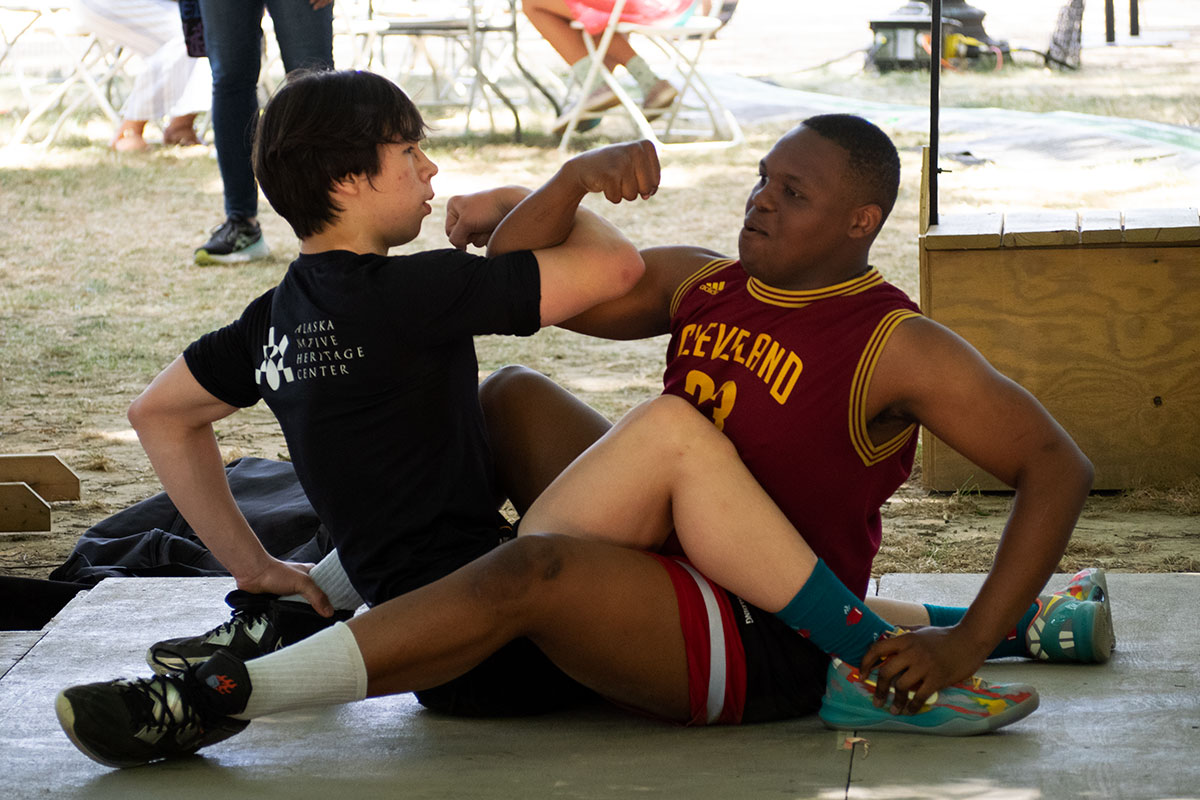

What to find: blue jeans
left=198, top=0, right=333, bottom=220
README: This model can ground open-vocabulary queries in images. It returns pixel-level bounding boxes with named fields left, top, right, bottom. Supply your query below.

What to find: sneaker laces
left=962, top=676, right=986, bottom=692
left=124, top=650, right=213, bottom=736
left=205, top=606, right=270, bottom=641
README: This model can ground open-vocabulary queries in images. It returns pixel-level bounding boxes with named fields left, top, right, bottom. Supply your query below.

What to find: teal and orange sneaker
left=1025, top=568, right=1114, bottom=663
left=818, top=657, right=1040, bottom=736
left=1054, top=566, right=1109, bottom=603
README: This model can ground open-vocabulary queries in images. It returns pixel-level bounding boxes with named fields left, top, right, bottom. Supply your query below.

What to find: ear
left=331, top=172, right=364, bottom=200
left=847, top=203, right=882, bottom=240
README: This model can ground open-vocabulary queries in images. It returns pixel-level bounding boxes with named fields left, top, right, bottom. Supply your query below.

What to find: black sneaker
left=146, top=590, right=352, bottom=675
left=55, top=649, right=252, bottom=768
left=194, top=216, right=270, bottom=265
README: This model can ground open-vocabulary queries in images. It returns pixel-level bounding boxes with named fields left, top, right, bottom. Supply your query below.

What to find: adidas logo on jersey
left=699, top=281, right=726, bottom=296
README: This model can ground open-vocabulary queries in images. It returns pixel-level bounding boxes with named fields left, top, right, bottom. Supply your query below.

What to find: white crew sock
left=623, top=55, right=661, bottom=96
left=570, top=54, right=600, bottom=87
left=281, top=549, right=364, bottom=611
left=234, top=621, right=369, bottom=720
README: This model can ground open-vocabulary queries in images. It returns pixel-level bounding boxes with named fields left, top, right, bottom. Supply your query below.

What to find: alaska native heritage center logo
left=255, top=327, right=294, bottom=390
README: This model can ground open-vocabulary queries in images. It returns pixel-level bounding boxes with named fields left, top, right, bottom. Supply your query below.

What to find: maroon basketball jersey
left=663, top=259, right=922, bottom=597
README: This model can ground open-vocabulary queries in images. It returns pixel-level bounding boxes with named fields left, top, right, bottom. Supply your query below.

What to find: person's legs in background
left=193, top=0, right=331, bottom=265
left=75, top=0, right=208, bottom=151
left=194, top=0, right=270, bottom=264
left=265, top=0, right=333, bottom=74
left=521, top=0, right=680, bottom=133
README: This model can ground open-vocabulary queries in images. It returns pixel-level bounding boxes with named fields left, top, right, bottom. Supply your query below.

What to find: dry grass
left=1111, top=478, right=1200, bottom=515
left=2, top=15, right=1199, bottom=576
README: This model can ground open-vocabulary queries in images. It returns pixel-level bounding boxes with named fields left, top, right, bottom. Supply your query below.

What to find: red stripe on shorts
left=648, top=553, right=746, bottom=725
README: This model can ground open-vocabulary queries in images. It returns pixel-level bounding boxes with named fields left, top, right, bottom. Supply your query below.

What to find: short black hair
left=801, top=114, right=900, bottom=225
left=253, top=69, right=429, bottom=239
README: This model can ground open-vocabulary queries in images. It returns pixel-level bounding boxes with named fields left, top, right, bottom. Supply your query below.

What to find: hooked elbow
left=126, top=392, right=148, bottom=433
left=612, top=242, right=646, bottom=298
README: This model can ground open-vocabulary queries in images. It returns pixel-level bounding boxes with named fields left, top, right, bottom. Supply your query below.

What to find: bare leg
left=481, top=369, right=939, bottom=628
left=112, top=120, right=149, bottom=152
left=519, top=394, right=820, bottom=613
left=480, top=365, right=612, bottom=514
left=348, top=534, right=690, bottom=720
left=866, top=597, right=932, bottom=627
left=522, top=0, right=637, bottom=69
left=163, top=114, right=202, bottom=146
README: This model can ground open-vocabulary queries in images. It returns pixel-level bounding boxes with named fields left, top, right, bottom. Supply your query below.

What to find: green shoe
left=1025, top=591, right=1113, bottom=663
left=195, top=216, right=270, bottom=266
left=819, top=656, right=1039, bottom=736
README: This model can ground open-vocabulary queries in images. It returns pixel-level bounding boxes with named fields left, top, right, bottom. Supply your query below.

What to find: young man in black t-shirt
left=111, top=67, right=657, bottom=712
left=124, top=69, right=656, bottom=617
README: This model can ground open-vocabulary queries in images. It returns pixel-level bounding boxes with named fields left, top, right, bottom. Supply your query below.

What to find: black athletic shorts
left=412, top=551, right=827, bottom=722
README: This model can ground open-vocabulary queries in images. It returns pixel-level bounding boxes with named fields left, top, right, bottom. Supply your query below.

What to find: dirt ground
left=2, top=325, right=1197, bottom=583
left=2, top=0, right=1198, bottom=581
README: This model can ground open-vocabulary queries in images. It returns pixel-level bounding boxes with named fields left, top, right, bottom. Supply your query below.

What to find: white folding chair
left=558, top=0, right=743, bottom=152
left=3, top=1, right=132, bottom=147
left=338, top=0, right=555, bottom=140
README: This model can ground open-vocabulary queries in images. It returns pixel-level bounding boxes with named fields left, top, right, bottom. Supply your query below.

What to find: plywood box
left=919, top=208, right=1200, bottom=490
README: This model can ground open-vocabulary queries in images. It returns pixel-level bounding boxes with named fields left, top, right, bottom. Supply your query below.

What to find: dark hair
left=801, top=114, right=900, bottom=226
left=253, top=69, right=429, bottom=239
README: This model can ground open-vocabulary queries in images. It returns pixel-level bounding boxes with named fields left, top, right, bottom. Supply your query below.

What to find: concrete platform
left=1, top=574, right=1197, bottom=800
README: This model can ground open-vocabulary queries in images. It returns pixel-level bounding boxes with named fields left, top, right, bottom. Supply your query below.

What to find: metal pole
left=1105, top=0, right=1116, bottom=43
left=929, top=0, right=942, bottom=226
left=1130, top=0, right=1140, bottom=37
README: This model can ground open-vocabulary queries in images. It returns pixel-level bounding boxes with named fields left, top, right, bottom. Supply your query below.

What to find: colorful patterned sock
left=923, top=602, right=1039, bottom=659
left=774, top=559, right=894, bottom=667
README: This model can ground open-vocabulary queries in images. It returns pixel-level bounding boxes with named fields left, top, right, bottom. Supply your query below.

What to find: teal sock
left=923, top=603, right=966, bottom=628
left=774, top=559, right=894, bottom=667
left=923, top=602, right=1040, bottom=659
left=623, top=54, right=661, bottom=96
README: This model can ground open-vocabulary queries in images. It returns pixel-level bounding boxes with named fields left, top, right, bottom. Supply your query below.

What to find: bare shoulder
left=641, top=245, right=733, bottom=297
left=870, top=314, right=1010, bottom=421
left=642, top=244, right=730, bottom=274
left=884, top=315, right=989, bottom=375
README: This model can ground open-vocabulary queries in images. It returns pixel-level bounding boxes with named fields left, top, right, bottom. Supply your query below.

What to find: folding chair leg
left=558, top=1, right=743, bottom=151
left=9, top=35, right=129, bottom=147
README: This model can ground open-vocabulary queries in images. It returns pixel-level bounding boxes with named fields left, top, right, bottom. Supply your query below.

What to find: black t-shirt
left=184, top=248, right=541, bottom=604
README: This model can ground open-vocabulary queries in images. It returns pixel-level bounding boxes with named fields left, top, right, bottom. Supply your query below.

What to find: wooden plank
left=922, top=212, right=1003, bottom=250
left=0, top=483, right=52, bottom=532
left=1001, top=210, right=1081, bottom=247
left=0, top=454, right=80, bottom=501
left=1079, top=209, right=1124, bottom=244
left=922, top=244, right=1200, bottom=490
left=1122, top=207, right=1200, bottom=243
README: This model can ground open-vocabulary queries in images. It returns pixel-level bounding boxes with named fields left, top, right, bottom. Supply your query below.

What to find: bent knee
left=479, top=364, right=544, bottom=413
left=470, top=533, right=574, bottom=609
left=637, top=394, right=728, bottom=445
